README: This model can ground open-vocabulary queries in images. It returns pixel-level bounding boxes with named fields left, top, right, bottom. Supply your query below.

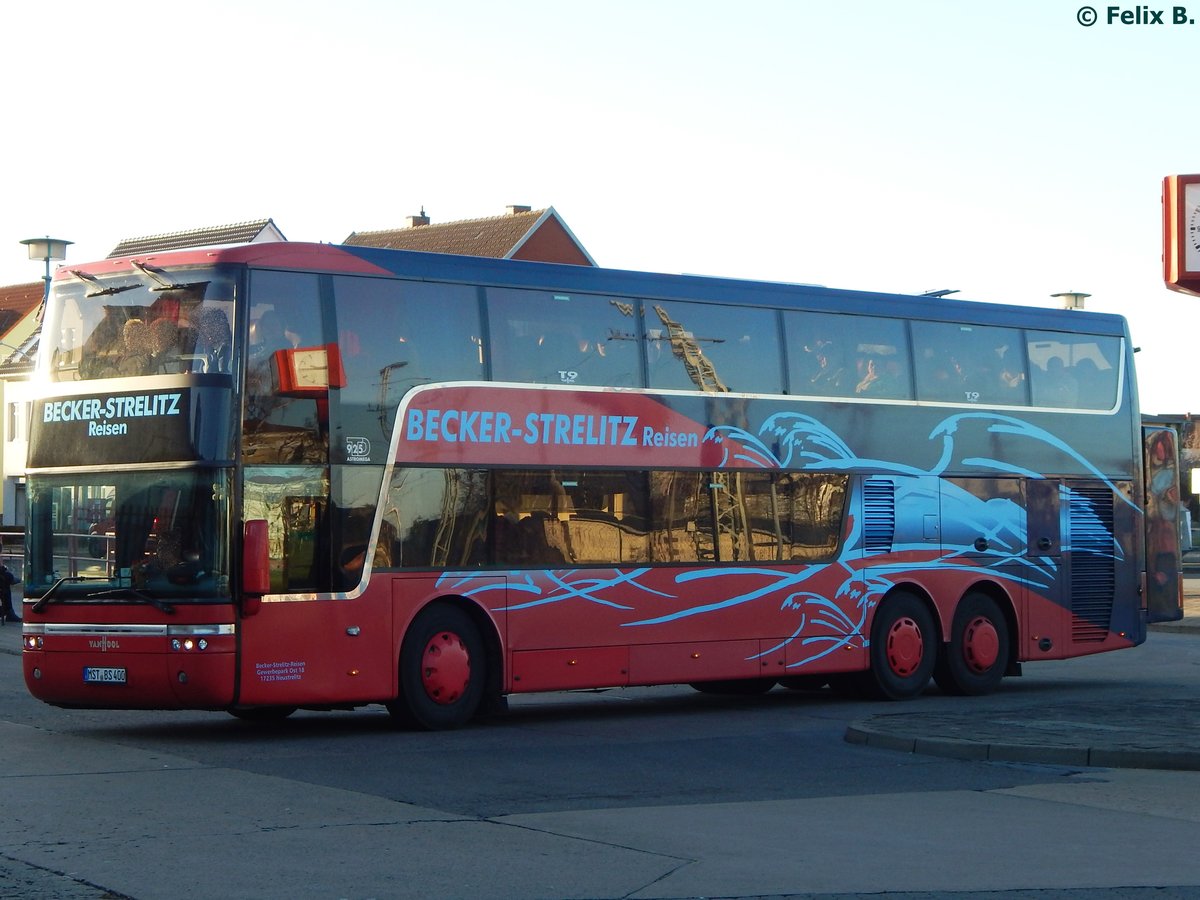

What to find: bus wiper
left=130, top=260, right=209, bottom=294
left=85, top=587, right=175, bottom=615
left=69, top=269, right=139, bottom=298
left=30, top=575, right=109, bottom=613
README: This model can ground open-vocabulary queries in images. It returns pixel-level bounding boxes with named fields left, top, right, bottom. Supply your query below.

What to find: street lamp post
left=19, top=236, right=72, bottom=301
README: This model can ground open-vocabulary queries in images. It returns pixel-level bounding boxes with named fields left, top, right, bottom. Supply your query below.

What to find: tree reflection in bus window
left=727, top=472, right=848, bottom=562
left=644, top=300, right=782, bottom=394
left=386, top=467, right=489, bottom=568
left=492, top=470, right=650, bottom=566
left=332, top=464, right=392, bottom=590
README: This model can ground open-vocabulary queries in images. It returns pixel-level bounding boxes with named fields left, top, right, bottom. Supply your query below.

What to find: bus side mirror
left=242, top=519, right=270, bottom=615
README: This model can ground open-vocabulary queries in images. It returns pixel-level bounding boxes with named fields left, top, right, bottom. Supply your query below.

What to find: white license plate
left=83, top=667, right=127, bottom=684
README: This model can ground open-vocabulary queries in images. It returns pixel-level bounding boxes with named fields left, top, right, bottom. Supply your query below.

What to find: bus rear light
left=23, top=635, right=43, bottom=650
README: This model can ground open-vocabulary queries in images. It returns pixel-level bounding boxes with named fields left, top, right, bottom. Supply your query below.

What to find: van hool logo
left=346, top=436, right=371, bottom=461
left=88, top=636, right=120, bottom=652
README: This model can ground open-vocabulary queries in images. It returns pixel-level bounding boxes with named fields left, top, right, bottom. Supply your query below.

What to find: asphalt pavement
left=5, top=580, right=1200, bottom=772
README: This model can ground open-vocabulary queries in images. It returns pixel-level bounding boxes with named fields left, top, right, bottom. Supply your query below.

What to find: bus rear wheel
left=390, top=604, right=485, bottom=730
left=864, top=591, right=936, bottom=700
left=934, top=592, right=1009, bottom=696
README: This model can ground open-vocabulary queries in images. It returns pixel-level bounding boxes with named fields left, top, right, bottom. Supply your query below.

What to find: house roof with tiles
left=344, top=206, right=595, bottom=266
left=108, top=219, right=287, bottom=258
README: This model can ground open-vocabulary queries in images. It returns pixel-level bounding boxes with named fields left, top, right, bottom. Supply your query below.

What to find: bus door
left=237, top=471, right=396, bottom=708
left=1023, top=477, right=1066, bottom=658
left=1143, top=426, right=1184, bottom=624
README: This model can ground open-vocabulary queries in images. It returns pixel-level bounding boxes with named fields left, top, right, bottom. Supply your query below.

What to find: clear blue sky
left=4, top=0, right=1198, bottom=413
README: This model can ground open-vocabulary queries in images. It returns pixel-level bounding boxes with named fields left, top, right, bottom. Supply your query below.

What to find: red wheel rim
left=421, top=631, right=471, bottom=705
left=962, top=615, right=1000, bottom=673
left=885, top=616, right=924, bottom=677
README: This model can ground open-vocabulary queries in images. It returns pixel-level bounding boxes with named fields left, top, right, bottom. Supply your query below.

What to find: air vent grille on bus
left=863, top=479, right=896, bottom=554
left=1068, top=485, right=1116, bottom=643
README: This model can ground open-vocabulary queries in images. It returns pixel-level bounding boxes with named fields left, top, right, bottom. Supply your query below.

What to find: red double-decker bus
left=20, top=243, right=1182, bottom=727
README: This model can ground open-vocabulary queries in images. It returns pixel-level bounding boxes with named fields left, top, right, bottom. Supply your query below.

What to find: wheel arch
left=398, top=593, right=505, bottom=707
left=955, top=579, right=1020, bottom=675
left=878, top=581, right=943, bottom=637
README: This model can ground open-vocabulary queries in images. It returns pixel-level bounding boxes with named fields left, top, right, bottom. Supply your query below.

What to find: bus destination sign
left=28, top=388, right=217, bottom=467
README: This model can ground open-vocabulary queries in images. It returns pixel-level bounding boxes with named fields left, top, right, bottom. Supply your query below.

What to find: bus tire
left=689, top=678, right=776, bottom=695
left=933, top=592, right=1009, bottom=696
left=864, top=591, right=936, bottom=700
left=392, top=604, right=485, bottom=730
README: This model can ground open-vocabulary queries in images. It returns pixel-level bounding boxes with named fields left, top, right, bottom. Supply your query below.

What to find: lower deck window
left=381, top=468, right=848, bottom=569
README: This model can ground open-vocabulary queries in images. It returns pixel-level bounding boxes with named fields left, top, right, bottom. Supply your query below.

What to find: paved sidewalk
left=847, top=588, right=1200, bottom=771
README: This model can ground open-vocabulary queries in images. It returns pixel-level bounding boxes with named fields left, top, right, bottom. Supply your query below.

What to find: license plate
left=83, top=667, right=127, bottom=684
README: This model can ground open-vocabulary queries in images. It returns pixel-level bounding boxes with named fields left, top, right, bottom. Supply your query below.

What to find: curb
left=844, top=723, right=1200, bottom=771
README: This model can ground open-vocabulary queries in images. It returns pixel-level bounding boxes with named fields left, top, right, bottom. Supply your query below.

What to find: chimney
left=406, top=207, right=430, bottom=228
left=506, top=205, right=531, bottom=216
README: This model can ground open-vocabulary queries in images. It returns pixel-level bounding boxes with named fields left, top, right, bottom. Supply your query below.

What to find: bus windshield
left=25, top=469, right=232, bottom=602
left=43, top=264, right=238, bottom=381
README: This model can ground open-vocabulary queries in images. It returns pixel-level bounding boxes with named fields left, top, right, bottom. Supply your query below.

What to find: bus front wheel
left=864, top=592, right=936, bottom=700
left=933, top=592, right=1009, bottom=696
left=390, top=604, right=485, bottom=730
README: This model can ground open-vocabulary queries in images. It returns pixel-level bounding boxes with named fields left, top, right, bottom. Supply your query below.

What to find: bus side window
left=244, top=272, right=328, bottom=465
left=332, top=276, right=484, bottom=455
left=785, top=311, right=911, bottom=400
left=243, top=466, right=332, bottom=593
left=387, top=468, right=488, bottom=568
left=487, top=289, right=643, bottom=389
left=913, top=322, right=1026, bottom=405
left=645, top=300, right=782, bottom=394
left=1027, top=332, right=1120, bottom=410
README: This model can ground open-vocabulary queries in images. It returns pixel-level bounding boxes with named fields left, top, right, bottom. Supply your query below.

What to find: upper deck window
left=1027, top=331, right=1121, bottom=411
left=45, top=265, right=237, bottom=382
left=244, top=271, right=327, bottom=465
left=644, top=299, right=782, bottom=394
left=487, top=289, right=643, bottom=388
left=785, top=311, right=913, bottom=399
left=912, top=321, right=1029, bottom=406
left=332, top=276, right=483, bottom=452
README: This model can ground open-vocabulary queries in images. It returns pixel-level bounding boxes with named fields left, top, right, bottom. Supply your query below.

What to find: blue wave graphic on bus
left=711, top=411, right=1134, bottom=502
left=438, top=411, right=1124, bottom=672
